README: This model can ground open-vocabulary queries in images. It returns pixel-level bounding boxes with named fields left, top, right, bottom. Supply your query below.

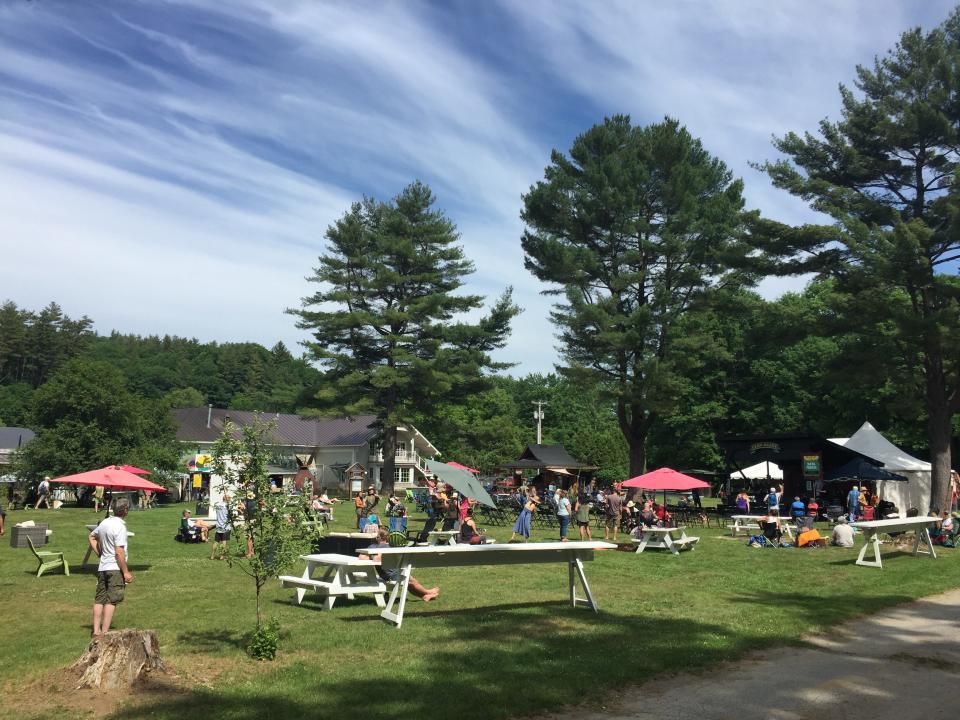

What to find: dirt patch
left=6, top=661, right=192, bottom=719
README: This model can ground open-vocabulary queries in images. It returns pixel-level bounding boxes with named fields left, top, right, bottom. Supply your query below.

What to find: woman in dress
left=509, top=488, right=538, bottom=542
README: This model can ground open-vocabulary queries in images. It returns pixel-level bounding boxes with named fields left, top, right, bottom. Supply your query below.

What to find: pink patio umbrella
left=52, top=465, right=167, bottom=492
left=119, top=464, right=152, bottom=475
left=447, top=461, right=480, bottom=474
left=621, top=467, right=710, bottom=508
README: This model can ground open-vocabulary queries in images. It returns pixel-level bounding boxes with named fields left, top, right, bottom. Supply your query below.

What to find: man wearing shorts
left=88, top=498, right=133, bottom=636
left=211, top=493, right=232, bottom=561
left=604, top=488, right=623, bottom=541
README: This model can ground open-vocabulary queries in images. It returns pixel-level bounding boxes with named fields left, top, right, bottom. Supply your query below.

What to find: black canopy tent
left=720, top=432, right=888, bottom=500
left=823, top=458, right=907, bottom=483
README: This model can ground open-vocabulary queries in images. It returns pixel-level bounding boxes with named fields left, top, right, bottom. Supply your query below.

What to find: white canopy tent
left=830, top=421, right=931, bottom=512
left=728, top=461, right=783, bottom=481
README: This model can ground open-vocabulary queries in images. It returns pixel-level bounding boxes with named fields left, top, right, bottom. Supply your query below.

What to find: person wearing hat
left=846, top=483, right=861, bottom=523
left=765, top=484, right=783, bottom=516
left=34, top=476, right=52, bottom=510
left=831, top=516, right=855, bottom=547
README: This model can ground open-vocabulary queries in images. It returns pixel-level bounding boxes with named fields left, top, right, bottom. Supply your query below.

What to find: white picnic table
left=83, top=524, right=136, bottom=567
left=631, top=526, right=700, bottom=555
left=850, top=516, right=939, bottom=569
left=426, top=529, right=459, bottom=545
left=355, top=540, right=616, bottom=628
left=279, top=553, right=386, bottom=609
left=728, top=515, right=795, bottom=540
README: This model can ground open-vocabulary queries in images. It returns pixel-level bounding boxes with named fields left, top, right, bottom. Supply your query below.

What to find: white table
left=279, top=553, right=386, bottom=609
left=631, top=526, right=700, bottom=555
left=426, top=529, right=459, bottom=545
left=355, top=541, right=616, bottom=628
left=728, top=515, right=795, bottom=540
left=84, top=524, right=136, bottom=567
left=850, top=517, right=939, bottom=569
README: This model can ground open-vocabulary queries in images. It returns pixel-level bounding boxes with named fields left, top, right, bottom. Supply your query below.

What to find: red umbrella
left=447, top=461, right=480, bottom=474
left=622, top=467, right=709, bottom=491
left=52, top=466, right=167, bottom=492
left=119, top=464, right=152, bottom=475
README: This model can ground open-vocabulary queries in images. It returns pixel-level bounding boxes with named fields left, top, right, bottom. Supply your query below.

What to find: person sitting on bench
left=459, top=508, right=484, bottom=545
left=361, top=528, right=440, bottom=602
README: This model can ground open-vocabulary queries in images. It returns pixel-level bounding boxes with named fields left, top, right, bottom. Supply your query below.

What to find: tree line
left=3, top=10, right=958, bottom=509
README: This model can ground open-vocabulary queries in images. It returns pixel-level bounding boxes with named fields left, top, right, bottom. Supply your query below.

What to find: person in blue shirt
left=790, top=496, right=806, bottom=520
left=847, top=485, right=861, bottom=522
left=766, top=485, right=783, bottom=516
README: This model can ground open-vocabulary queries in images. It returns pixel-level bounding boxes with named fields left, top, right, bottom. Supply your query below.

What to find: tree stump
left=71, top=629, right=168, bottom=690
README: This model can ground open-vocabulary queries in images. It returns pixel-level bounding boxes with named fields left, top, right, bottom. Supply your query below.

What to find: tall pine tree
left=756, top=11, right=960, bottom=510
left=291, top=181, right=518, bottom=495
left=522, top=116, right=752, bottom=477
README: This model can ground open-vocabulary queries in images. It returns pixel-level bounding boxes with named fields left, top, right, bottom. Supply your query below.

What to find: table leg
left=82, top=544, right=93, bottom=568
left=732, top=520, right=741, bottom=537
left=855, top=531, right=883, bottom=568
left=635, top=531, right=650, bottom=553
left=915, top=529, right=937, bottom=559
left=568, top=555, right=598, bottom=611
left=380, top=558, right=411, bottom=628
left=664, top=533, right=679, bottom=556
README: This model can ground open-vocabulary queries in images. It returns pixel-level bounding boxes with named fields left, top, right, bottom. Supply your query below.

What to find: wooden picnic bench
left=355, top=540, right=616, bottom=628
left=850, top=516, right=940, bottom=569
left=279, top=553, right=387, bottom=610
left=631, top=526, right=700, bottom=555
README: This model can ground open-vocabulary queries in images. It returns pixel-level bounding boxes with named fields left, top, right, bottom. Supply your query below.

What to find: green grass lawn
left=2, top=503, right=957, bottom=719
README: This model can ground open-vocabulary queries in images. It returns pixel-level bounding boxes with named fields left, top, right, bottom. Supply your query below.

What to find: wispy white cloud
left=0, top=0, right=954, bottom=375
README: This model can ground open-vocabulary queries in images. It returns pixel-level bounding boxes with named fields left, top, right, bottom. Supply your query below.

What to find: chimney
left=206, top=404, right=213, bottom=429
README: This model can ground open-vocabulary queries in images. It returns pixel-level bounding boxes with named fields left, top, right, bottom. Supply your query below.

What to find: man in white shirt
left=831, top=517, right=855, bottom=548
left=88, top=498, right=133, bottom=636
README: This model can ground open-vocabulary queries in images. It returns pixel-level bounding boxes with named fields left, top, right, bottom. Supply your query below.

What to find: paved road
left=548, top=588, right=960, bottom=720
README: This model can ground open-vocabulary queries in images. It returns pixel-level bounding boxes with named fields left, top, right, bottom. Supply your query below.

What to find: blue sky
left=0, top=0, right=955, bottom=375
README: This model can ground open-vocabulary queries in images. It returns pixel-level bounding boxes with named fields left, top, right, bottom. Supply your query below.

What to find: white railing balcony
left=369, top=451, right=430, bottom=474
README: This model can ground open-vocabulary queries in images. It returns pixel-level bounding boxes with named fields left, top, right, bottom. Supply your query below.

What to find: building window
left=394, top=467, right=409, bottom=485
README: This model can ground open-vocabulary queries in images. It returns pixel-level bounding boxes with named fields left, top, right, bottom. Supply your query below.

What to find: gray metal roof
left=173, top=408, right=378, bottom=448
left=0, top=427, right=35, bottom=450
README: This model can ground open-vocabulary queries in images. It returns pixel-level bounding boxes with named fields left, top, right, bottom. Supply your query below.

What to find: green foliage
left=291, top=181, right=518, bottom=494
left=16, top=358, right=180, bottom=480
left=212, top=417, right=311, bottom=632
left=522, top=116, right=753, bottom=475
left=756, top=11, right=960, bottom=508
left=0, top=382, right=33, bottom=426
left=0, top=300, right=94, bottom=388
left=248, top=616, right=281, bottom=661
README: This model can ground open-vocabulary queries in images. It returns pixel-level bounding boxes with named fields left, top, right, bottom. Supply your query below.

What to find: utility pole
left=532, top=401, right=547, bottom=445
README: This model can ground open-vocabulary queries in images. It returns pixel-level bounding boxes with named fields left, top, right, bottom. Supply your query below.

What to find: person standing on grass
left=210, top=493, right=232, bottom=561
left=34, top=476, right=51, bottom=509
left=847, top=484, right=860, bottom=523
left=93, top=484, right=104, bottom=513
left=766, top=485, right=783, bottom=516
left=556, top=488, right=571, bottom=541
left=89, top=498, right=133, bottom=636
left=575, top=488, right=592, bottom=540
left=604, top=487, right=623, bottom=541
left=353, top=491, right=364, bottom=528
left=509, top=488, right=538, bottom=542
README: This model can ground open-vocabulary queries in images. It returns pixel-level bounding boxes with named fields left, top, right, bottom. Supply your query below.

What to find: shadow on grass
left=176, top=628, right=248, bottom=652
left=68, top=563, right=153, bottom=575
left=109, top=590, right=915, bottom=720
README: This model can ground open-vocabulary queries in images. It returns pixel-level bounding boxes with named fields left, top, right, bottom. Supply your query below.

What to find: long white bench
left=356, top=540, right=616, bottom=628
left=280, top=553, right=386, bottom=610
left=850, top=517, right=940, bottom=568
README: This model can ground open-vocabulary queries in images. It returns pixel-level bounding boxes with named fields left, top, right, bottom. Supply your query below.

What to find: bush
left=248, top=617, right=281, bottom=661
